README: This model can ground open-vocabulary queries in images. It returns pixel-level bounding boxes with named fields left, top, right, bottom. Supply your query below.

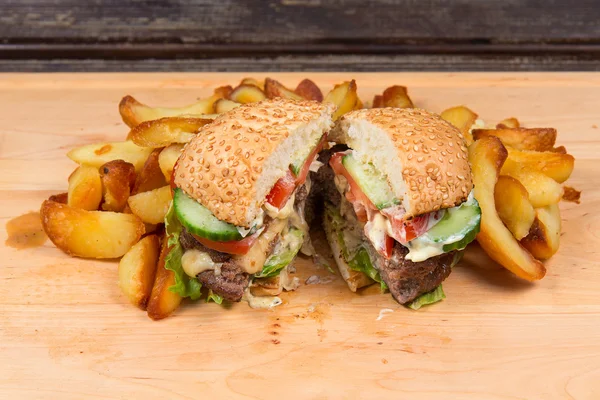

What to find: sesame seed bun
left=174, top=98, right=335, bottom=227
left=329, top=108, right=472, bottom=218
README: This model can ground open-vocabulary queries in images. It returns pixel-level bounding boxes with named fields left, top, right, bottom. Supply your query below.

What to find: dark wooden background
left=2, top=0, right=600, bottom=72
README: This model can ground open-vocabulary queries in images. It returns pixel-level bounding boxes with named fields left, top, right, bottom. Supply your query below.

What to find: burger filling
left=323, top=149, right=480, bottom=305
left=163, top=135, right=326, bottom=308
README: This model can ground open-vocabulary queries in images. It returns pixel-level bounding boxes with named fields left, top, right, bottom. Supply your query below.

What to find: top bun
left=174, top=98, right=334, bottom=227
left=329, top=107, right=472, bottom=218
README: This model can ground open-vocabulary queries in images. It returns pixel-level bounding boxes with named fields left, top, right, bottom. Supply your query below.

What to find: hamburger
left=165, top=98, right=334, bottom=307
left=319, top=108, right=481, bottom=307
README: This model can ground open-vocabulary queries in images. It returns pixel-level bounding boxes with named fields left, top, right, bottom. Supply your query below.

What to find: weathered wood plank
left=2, top=0, right=600, bottom=43
left=1, top=54, right=599, bottom=72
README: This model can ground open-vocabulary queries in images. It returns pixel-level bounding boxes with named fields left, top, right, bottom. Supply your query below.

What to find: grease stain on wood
left=5, top=211, right=47, bottom=249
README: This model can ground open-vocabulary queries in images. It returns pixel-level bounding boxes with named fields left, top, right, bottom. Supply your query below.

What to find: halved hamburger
left=320, top=108, right=481, bottom=307
left=165, top=98, right=334, bottom=307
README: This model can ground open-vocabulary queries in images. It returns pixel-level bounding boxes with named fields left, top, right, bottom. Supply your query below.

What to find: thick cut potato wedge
left=158, top=144, right=184, bottom=182
left=381, top=85, right=414, bottom=109
left=129, top=117, right=212, bottom=148
left=67, top=141, right=152, bottom=172
left=501, top=147, right=575, bottom=183
left=100, top=160, right=136, bottom=212
left=119, top=88, right=228, bottom=128
left=562, top=186, right=582, bottom=204
left=372, top=95, right=384, bottom=108
left=324, top=80, right=359, bottom=120
left=295, top=79, right=324, bottom=102
left=147, top=238, right=182, bottom=320
left=214, top=98, right=241, bottom=114
left=497, top=117, right=520, bottom=129
left=264, top=78, right=304, bottom=101
left=128, top=186, right=172, bottom=224
left=440, top=106, right=478, bottom=145
left=240, top=77, right=264, bottom=89
left=495, top=176, right=535, bottom=240
left=521, top=204, right=561, bottom=259
left=67, top=165, right=102, bottom=211
left=552, top=145, right=568, bottom=154
left=469, top=136, right=546, bottom=280
left=132, top=149, right=167, bottom=195
left=229, top=84, right=266, bottom=104
left=119, top=234, right=160, bottom=309
left=503, top=169, right=563, bottom=208
left=473, top=127, right=557, bottom=151
left=49, top=192, right=68, bottom=204
left=40, top=200, right=145, bottom=258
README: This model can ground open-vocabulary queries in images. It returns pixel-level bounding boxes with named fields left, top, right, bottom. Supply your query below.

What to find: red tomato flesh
left=191, top=232, right=258, bottom=255
left=293, top=134, right=327, bottom=185
left=265, top=170, right=296, bottom=209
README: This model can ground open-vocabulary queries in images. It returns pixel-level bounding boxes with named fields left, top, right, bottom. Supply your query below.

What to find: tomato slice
left=266, top=170, right=296, bottom=209
left=293, top=134, right=327, bottom=185
left=384, top=235, right=395, bottom=258
left=191, top=232, right=258, bottom=255
left=382, top=208, right=429, bottom=244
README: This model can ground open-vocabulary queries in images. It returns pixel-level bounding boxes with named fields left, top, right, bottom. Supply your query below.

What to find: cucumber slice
left=425, top=198, right=481, bottom=250
left=290, top=135, right=321, bottom=175
left=342, top=153, right=399, bottom=209
left=173, top=188, right=243, bottom=242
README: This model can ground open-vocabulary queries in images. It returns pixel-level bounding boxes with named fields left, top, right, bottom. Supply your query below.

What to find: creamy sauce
left=264, top=193, right=296, bottom=220
left=237, top=211, right=264, bottom=238
left=405, top=232, right=465, bottom=262
left=242, top=288, right=282, bottom=309
left=181, top=249, right=222, bottom=277
left=5, top=212, right=48, bottom=249
left=234, top=218, right=287, bottom=274
left=280, top=266, right=300, bottom=291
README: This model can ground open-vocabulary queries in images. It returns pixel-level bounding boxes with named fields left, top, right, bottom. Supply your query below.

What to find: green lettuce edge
left=406, top=285, right=446, bottom=310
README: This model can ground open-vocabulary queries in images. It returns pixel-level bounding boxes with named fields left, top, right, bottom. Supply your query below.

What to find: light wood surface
left=1, top=73, right=598, bottom=400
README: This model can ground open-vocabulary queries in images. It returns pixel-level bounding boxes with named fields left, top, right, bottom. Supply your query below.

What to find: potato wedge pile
left=41, top=77, right=368, bottom=319
left=41, top=77, right=579, bottom=318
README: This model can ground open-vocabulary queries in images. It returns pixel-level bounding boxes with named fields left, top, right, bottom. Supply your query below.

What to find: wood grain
left=1, top=73, right=599, bottom=399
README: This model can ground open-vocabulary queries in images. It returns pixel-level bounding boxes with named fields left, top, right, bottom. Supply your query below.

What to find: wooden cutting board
left=1, top=73, right=598, bottom=400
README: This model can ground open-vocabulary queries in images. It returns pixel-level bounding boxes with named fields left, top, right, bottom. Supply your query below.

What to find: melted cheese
left=242, top=288, right=282, bottom=309
left=264, top=192, right=296, bottom=220
left=181, top=249, right=222, bottom=277
left=233, top=218, right=288, bottom=274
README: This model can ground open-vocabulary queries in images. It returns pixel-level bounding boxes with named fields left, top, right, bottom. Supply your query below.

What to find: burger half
left=321, top=108, right=481, bottom=307
left=165, top=98, right=334, bottom=308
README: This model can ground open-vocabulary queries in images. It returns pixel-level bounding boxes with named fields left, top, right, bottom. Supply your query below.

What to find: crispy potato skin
left=68, top=165, right=103, bottom=211
left=132, top=149, right=167, bottom=195
left=147, top=238, right=182, bottom=320
left=501, top=148, right=575, bottom=183
left=295, top=79, right=324, bottom=102
left=469, top=136, right=546, bottom=280
left=119, top=234, right=161, bottom=309
left=497, top=117, right=520, bottom=129
left=158, top=144, right=184, bottom=182
left=129, top=117, right=211, bottom=148
left=229, top=84, right=266, bottom=104
left=521, top=204, right=561, bottom=260
left=324, top=80, right=360, bottom=120
left=495, top=175, right=535, bottom=240
left=503, top=169, right=563, bottom=208
left=67, top=141, right=153, bottom=172
left=128, top=186, right=172, bottom=224
left=473, top=127, right=557, bottom=151
left=264, top=78, right=304, bottom=101
left=100, top=160, right=136, bottom=212
left=440, top=106, right=478, bottom=145
left=40, top=200, right=145, bottom=259
left=213, top=98, right=241, bottom=114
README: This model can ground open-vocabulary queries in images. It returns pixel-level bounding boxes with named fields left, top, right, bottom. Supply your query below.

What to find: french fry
left=40, top=200, right=145, bottom=258
left=381, top=85, right=414, bottom=108
left=127, top=186, right=172, bottom=224
left=132, top=149, right=167, bottom=195
left=129, top=117, right=212, bottom=148
left=67, top=141, right=153, bottom=172
left=229, top=84, right=266, bottom=104
left=440, top=106, right=478, bottom=145
left=495, top=176, right=535, bottom=240
left=119, top=234, right=160, bottom=310
left=562, top=186, right=582, bottom=204
left=372, top=95, right=384, bottom=108
left=501, top=147, right=575, bottom=183
left=214, top=98, right=241, bottom=114
left=521, top=204, right=561, bottom=259
left=497, top=117, right=520, bottom=129
left=324, top=80, right=359, bottom=120
left=67, top=165, right=103, bottom=211
left=158, top=144, right=184, bottom=182
left=503, top=169, right=563, bottom=208
left=295, top=79, right=324, bottom=102
left=119, top=87, right=228, bottom=128
left=240, top=78, right=264, bottom=90
left=469, top=136, right=546, bottom=280
left=100, top=160, right=136, bottom=212
left=472, top=127, right=557, bottom=151
left=49, top=192, right=68, bottom=204
left=552, top=146, right=568, bottom=154
left=147, top=237, right=182, bottom=320
left=264, top=78, right=304, bottom=101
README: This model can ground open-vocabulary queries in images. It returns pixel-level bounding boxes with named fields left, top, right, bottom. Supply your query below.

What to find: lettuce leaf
left=407, top=285, right=446, bottom=310
left=206, top=289, right=223, bottom=304
left=255, top=228, right=304, bottom=278
left=164, top=204, right=203, bottom=300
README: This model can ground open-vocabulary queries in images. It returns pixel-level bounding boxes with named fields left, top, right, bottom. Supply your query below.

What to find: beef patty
left=376, top=244, right=454, bottom=304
